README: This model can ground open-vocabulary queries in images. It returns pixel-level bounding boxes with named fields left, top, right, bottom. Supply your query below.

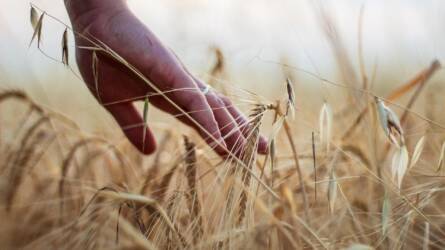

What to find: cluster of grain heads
left=183, top=136, right=203, bottom=243
left=238, top=104, right=267, bottom=225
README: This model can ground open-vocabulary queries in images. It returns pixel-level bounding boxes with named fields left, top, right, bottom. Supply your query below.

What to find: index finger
left=148, top=60, right=228, bottom=154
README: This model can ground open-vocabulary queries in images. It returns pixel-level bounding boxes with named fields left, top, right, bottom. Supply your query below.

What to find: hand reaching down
left=64, top=0, right=267, bottom=156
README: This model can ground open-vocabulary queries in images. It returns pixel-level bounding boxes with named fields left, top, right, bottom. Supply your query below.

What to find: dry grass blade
left=436, top=142, right=445, bottom=173
left=319, top=102, right=333, bottom=152
left=346, top=244, right=374, bottom=250
left=423, top=222, right=430, bottom=250
left=29, top=11, right=44, bottom=48
left=386, top=60, right=441, bottom=101
left=269, top=139, right=276, bottom=186
left=311, top=132, right=317, bottom=201
left=95, top=189, right=189, bottom=248
left=61, top=28, right=69, bottom=66
left=327, top=151, right=339, bottom=214
left=327, top=165, right=337, bottom=214
left=283, top=117, right=310, bottom=222
left=142, top=96, right=150, bottom=153
left=410, top=136, right=425, bottom=169
left=92, top=51, right=101, bottom=103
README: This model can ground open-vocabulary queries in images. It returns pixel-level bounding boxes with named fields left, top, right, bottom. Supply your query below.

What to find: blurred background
left=1, top=0, right=445, bottom=136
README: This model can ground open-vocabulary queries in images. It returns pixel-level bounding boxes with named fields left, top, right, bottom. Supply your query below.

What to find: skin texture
left=64, top=0, right=267, bottom=155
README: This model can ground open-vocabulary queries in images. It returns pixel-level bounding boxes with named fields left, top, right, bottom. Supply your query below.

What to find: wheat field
left=1, top=3, right=445, bottom=250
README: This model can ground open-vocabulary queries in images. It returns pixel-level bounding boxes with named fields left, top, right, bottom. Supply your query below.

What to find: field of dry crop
left=1, top=3, right=445, bottom=250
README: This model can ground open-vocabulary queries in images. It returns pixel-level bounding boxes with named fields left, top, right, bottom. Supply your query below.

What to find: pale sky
left=1, top=0, right=444, bottom=88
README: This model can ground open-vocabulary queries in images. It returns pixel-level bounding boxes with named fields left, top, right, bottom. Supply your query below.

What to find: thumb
left=105, top=103, right=157, bottom=155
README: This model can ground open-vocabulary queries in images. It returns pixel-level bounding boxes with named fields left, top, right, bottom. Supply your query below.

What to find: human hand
left=65, top=0, right=267, bottom=155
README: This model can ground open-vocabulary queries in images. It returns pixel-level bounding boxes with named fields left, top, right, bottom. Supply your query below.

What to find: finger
left=147, top=95, right=231, bottom=156
left=148, top=64, right=227, bottom=154
left=165, top=50, right=235, bottom=155
left=218, top=95, right=268, bottom=154
left=106, top=103, right=156, bottom=155
left=204, top=92, right=247, bottom=156
left=190, top=76, right=268, bottom=155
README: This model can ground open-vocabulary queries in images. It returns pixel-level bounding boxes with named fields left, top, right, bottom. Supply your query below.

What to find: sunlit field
left=1, top=1, right=445, bottom=249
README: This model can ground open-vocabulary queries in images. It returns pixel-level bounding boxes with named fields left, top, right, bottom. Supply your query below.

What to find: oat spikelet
left=375, top=97, right=404, bottom=147
left=238, top=104, right=266, bottom=225
left=391, top=145, right=409, bottom=189
left=62, top=28, right=69, bottom=66
left=285, top=78, right=296, bottom=118
left=436, top=142, right=445, bottom=173
left=410, top=136, right=425, bottom=169
left=319, top=102, right=333, bottom=152
left=382, top=192, right=391, bottom=236
left=29, top=11, right=44, bottom=48
left=183, top=136, right=203, bottom=242
left=30, top=6, right=39, bottom=29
